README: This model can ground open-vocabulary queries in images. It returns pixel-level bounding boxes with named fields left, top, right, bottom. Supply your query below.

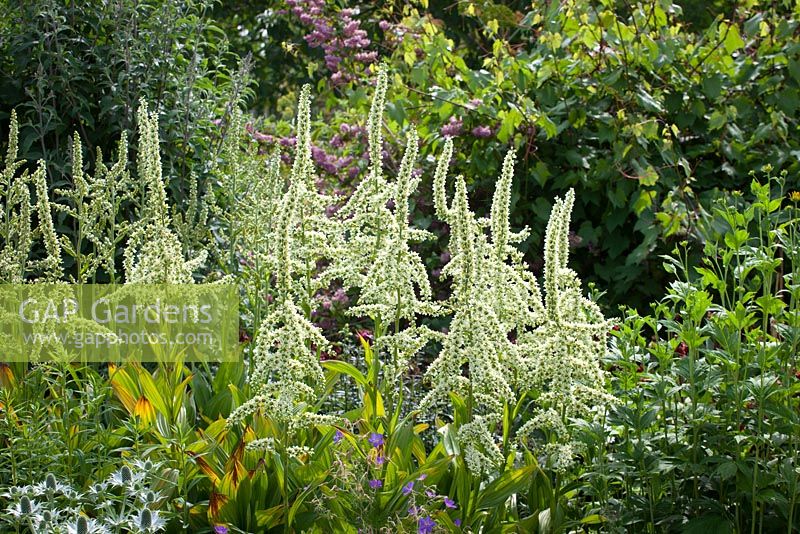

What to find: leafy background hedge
left=4, top=0, right=799, bottom=307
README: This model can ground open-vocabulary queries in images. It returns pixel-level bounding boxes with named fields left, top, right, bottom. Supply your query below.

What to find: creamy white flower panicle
left=490, top=150, right=514, bottom=261
left=0, top=110, right=33, bottom=282
left=236, top=298, right=328, bottom=414
left=442, top=175, right=478, bottom=303
left=515, top=189, right=614, bottom=470
left=291, top=85, right=314, bottom=189
left=432, top=137, right=454, bottom=222
left=485, top=150, right=539, bottom=326
left=88, top=133, right=132, bottom=281
left=326, top=68, right=394, bottom=293
left=423, top=173, right=521, bottom=423
left=54, top=131, right=133, bottom=282
left=32, top=160, right=63, bottom=281
left=123, top=100, right=206, bottom=283
left=346, top=128, right=436, bottom=324
left=236, top=147, right=284, bottom=282
left=228, top=293, right=340, bottom=431
left=278, top=84, right=339, bottom=309
left=458, top=416, right=506, bottom=476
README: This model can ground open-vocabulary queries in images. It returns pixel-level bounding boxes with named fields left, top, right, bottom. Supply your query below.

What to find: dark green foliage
left=591, top=176, right=800, bottom=531
left=252, top=0, right=800, bottom=308
left=0, top=0, right=239, bottom=192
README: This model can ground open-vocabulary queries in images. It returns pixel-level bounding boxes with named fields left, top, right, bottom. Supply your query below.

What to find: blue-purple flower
left=213, top=526, right=229, bottom=534
left=368, top=432, right=384, bottom=448
left=454, top=518, right=462, bottom=527
left=333, top=430, right=344, bottom=444
left=402, top=481, right=414, bottom=495
left=444, top=497, right=457, bottom=509
left=418, top=516, right=436, bottom=534
left=369, top=479, right=383, bottom=489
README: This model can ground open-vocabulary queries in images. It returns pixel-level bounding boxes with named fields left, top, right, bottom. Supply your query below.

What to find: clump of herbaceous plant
left=424, top=144, right=613, bottom=474
left=53, top=130, right=134, bottom=283
left=326, top=67, right=443, bottom=414
left=227, top=84, right=338, bottom=440
left=0, top=110, right=63, bottom=283
left=515, top=190, right=615, bottom=471
left=123, top=100, right=207, bottom=284
left=423, top=156, right=523, bottom=475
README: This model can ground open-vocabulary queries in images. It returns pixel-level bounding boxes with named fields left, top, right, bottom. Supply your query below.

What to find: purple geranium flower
left=444, top=496, right=457, bottom=509
left=368, top=432, right=384, bottom=448
left=369, top=479, right=383, bottom=490
left=418, top=516, right=436, bottom=534
left=402, top=481, right=414, bottom=495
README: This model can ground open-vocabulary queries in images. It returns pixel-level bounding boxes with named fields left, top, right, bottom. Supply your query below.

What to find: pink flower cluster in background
left=286, top=0, right=376, bottom=84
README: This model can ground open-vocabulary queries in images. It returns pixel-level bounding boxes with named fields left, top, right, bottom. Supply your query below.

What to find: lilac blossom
left=288, top=0, right=376, bottom=79
left=332, top=288, right=349, bottom=305
left=440, top=116, right=463, bottom=138
left=471, top=125, right=493, bottom=138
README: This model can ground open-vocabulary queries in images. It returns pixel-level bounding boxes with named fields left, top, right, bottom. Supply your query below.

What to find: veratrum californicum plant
left=124, top=100, right=207, bottom=284
left=424, top=145, right=613, bottom=474
left=227, top=85, right=339, bottom=435
left=220, top=70, right=612, bottom=473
